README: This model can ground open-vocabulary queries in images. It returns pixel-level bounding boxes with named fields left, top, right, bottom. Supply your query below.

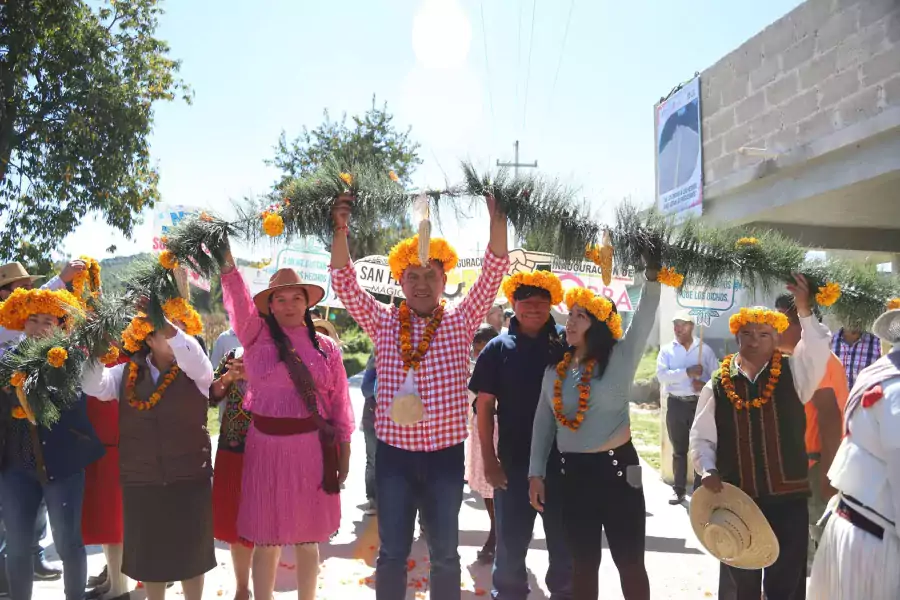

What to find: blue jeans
left=375, top=440, right=464, bottom=600
left=0, top=469, right=86, bottom=600
left=0, top=498, right=49, bottom=572
left=492, top=460, right=572, bottom=600
left=362, top=397, right=378, bottom=502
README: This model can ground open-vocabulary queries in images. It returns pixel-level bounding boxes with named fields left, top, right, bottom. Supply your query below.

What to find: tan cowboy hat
left=0, top=262, right=44, bottom=289
left=690, top=483, right=779, bottom=570
left=873, top=308, right=900, bottom=345
left=312, top=318, right=341, bottom=344
left=252, top=268, right=325, bottom=315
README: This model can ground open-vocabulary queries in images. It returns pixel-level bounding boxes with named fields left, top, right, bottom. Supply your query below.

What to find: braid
left=264, top=314, right=293, bottom=364
left=304, top=310, right=327, bottom=358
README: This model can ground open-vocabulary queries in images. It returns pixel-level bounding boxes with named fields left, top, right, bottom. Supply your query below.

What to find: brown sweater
left=118, top=364, right=212, bottom=486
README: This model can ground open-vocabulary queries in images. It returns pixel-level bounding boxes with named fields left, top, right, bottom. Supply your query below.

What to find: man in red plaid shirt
left=330, top=194, right=508, bottom=600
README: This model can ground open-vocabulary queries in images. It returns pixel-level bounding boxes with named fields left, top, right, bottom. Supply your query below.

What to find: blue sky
left=63, top=0, right=803, bottom=260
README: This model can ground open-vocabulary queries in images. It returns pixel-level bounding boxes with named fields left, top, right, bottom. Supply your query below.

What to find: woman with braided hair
left=217, top=236, right=354, bottom=600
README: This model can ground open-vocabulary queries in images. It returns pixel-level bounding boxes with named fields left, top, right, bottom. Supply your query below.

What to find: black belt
left=669, top=394, right=699, bottom=401
left=837, top=499, right=884, bottom=540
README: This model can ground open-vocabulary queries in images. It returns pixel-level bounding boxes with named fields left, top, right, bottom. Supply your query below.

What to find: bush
left=343, top=352, right=368, bottom=377
left=341, top=325, right=374, bottom=357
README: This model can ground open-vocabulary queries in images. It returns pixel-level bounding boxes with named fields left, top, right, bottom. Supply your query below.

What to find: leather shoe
left=668, top=491, right=686, bottom=505
left=33, top=556, right=63, bottom=581
left=87, top=566, right=108, bottom=588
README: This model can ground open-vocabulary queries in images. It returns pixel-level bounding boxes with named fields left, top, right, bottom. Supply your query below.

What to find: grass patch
left=207, top=406, right=220, bottom=438
left=629, top=406, right=661, bottom=471
left=634, top=347, right=658, bottom=382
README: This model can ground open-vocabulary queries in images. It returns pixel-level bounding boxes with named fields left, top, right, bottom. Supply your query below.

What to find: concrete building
left=656, top=0, right=900, bottom=484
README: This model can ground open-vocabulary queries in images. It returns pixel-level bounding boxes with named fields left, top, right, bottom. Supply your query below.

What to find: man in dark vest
left=689, top=275, right=833, bottom=599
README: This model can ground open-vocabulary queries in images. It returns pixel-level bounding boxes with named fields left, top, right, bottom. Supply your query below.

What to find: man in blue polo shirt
left=470, top=272, right=571, bottom=600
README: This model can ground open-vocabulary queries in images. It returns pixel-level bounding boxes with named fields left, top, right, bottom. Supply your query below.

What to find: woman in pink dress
left=218, top=240, right=353, bottom=600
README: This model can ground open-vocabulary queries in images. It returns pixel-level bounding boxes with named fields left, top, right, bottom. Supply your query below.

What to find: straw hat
left=873, top=309, right=900, bottom=345
left=252, top=268, right=325, bottom=315
left=689, top=483, right=779, bottom=570
left=312, top=318, right=341, bottom=344
left=0, top=262, right=44, bottom=289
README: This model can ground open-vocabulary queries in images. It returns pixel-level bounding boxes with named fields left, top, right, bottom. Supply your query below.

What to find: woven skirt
left=212, top=448, right=251, bottom=546
left=121, top=479, right=216, bottom=582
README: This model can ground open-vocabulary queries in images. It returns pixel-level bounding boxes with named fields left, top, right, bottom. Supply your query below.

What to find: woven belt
left=837, top=499, right=884, bottom=540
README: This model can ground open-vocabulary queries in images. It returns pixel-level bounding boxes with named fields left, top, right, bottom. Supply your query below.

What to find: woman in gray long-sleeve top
left=528, top=266, right=660, bottom=600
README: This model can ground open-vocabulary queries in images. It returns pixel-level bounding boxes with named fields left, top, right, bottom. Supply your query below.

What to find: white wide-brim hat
left=873, top=308, right=900, bottom=345
left=690, top=483, right=779, bottom=570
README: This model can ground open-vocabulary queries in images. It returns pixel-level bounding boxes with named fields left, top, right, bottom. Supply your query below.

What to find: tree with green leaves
left=0, top=0, right=190, bottom=268
left=267, top=95, right=419, bottom=258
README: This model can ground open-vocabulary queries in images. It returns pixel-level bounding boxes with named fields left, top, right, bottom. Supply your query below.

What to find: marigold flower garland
left=0, top=288, right=83, bottom=331
left=71, top=256, right=101, bottom=302
left=125, top=361, right=181, bottom=411
left=656, top=267, right=684, bottom=288
left=121, top=299, right=203, bottom=353
left=815, top=281, right=841, bottom=307
left=584, top=231, right=614, bottom=286
left=719, top=351, right=783, bottom=410
left=728, top=307, right=790, bottom=335
left=99, top=346, right=120, bottom=365
left=398, top=301, right=446, bottom=371
left=564, top=287, right=624, bottom=340
left=46, top=347, right=68, bottom=368
left=501, top=271, right=564, bottom=306
left=553, top=352, right=597, bottom=431
left=388, top=235, right=458, bottom=281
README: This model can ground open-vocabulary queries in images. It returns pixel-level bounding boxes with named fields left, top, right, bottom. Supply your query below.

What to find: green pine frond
left=119, top=259, right=182, bottom=330
left=162, top=214, right=236, bottom=280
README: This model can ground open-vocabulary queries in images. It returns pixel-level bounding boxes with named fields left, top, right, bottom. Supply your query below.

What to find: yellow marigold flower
left=728, top=307, right=789, bottom=335
left=888, top=298, right=900, bottom=311
left=10, top=371, right=26, bottom=388
left=47, top=346, right=68, bottom=368
left=159, top=250, right=179, bottom=270
left=657, top=267, right=684, bottom=288
left=389, top=171, right=400, bottom=182
left=564, top=287, right=622, bottom=339
left=735, top=237, right=759, bottom=248
left=163, top=297, right=204, bottom=336
left=815, top=281, right=841, bottom=307
left=339, top=172, right=354, bottom=186
left=121, top=314, right=155, bottom=353
left=387, top=235, right=458, bottom=281
left=99, top=346, right=120, bottom=365
left=262, top=212, right=284, bottom=237
left=0, top=288, right=83, bottom=331
left=502, top=271, right=564, bottom=306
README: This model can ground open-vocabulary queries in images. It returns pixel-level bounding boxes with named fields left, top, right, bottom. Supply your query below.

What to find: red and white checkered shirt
left=331, top=249, right=508, bottom=452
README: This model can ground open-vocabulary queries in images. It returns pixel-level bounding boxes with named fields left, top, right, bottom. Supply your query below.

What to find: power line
left=522, top=0, right=538, bottom=131
left=480, top=1, right=495, bottom=119
left=546, top=0, right=575, bottom=117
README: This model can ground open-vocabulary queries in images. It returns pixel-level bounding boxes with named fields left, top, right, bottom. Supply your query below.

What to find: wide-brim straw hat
left=690, top=483, right=779, bottom=570
left=252, top=268, right=325, bottom=315
left=312, top=318, right=341, bottom=344
left=0, top=262, right=44, bottom=289
left=873, top=308, right=900, bottom=345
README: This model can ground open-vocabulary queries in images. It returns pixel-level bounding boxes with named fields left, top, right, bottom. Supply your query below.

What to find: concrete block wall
left=701, top=0, right=900, bottom=186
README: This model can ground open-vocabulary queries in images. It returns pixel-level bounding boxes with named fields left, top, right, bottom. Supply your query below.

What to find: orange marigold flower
left=47, top=346, right=68, bottom=368
left=262, top=212, right=284, bottom=237
left=10, top=371, right=26, bottom=388
left=340, top=172, right=354, bottom=186
left=159, top=250, right=179, bottom=270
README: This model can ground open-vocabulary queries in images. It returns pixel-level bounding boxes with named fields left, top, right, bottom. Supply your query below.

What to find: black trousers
left=558, top=441, right=649, bottom=600
left=665, top=395, right=698, bottom=495
left=718, top=497, right=808, bottom=600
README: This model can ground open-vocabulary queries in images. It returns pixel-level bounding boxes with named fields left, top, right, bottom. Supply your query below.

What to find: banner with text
left=152, top=204, right=210, bottom=291
left=655, top=76, right=703, bottom=222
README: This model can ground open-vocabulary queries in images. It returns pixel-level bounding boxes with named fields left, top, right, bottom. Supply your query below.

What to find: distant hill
left=98, top=253, right=154, bottom=295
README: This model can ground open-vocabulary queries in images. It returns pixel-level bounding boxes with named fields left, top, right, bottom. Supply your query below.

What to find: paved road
left=34, top=384, right=722, bottom=599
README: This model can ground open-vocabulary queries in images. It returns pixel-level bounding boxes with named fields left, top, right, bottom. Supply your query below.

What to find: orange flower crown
left=0, top=288, right=84, bottom=331
left=387, top=235, right=458, bottom=281
left=121, top=297, right=204, bottom=353
left=502, top=271, right=564, bottom=306
left=728, top=307, right=790, bottom=335
left=564, top=287, right=623, bottom=340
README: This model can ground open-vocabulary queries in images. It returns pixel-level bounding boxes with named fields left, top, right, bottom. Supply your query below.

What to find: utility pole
left=497, top=140, right=538, bottom=179
left=496, top=140, right=538, bottom=248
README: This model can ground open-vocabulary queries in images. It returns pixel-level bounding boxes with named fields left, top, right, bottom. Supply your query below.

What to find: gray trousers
left=666, top=394, right=699, bottom=495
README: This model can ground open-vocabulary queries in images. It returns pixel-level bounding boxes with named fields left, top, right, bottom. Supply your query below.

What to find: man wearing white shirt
left=656, top=310, right=718, bottom=504
left=689, top=276, right=832, bottom=599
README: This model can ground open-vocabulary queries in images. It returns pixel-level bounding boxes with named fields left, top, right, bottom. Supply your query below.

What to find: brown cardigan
left=118, top=364, right=212, bottom=486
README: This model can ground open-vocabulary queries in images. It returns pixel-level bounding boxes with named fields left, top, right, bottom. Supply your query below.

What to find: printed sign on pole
left=152, top=204, right=210, bottom=291
left=676, top=281, right=739, bottom=326
left=655, top=76, right=703, bottom=222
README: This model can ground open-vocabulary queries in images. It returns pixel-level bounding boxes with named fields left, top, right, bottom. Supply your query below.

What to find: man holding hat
left=689, top=275, right=833, bottom=599
left=656, top=309, right=718, bottom=504
left=330, top=194, right=508, bottom=600
left=808, top=304, right=900, bottom=599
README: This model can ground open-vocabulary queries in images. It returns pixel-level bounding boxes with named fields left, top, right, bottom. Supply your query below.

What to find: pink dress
left=222, top=269, right=354, bottom=545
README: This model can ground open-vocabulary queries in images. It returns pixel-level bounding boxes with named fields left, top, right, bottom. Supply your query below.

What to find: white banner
left=656, top=76, right=703, bottom=222
left=676, top=281, right=739, bottom=326
left=152, top=204, right=210, bottom=291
